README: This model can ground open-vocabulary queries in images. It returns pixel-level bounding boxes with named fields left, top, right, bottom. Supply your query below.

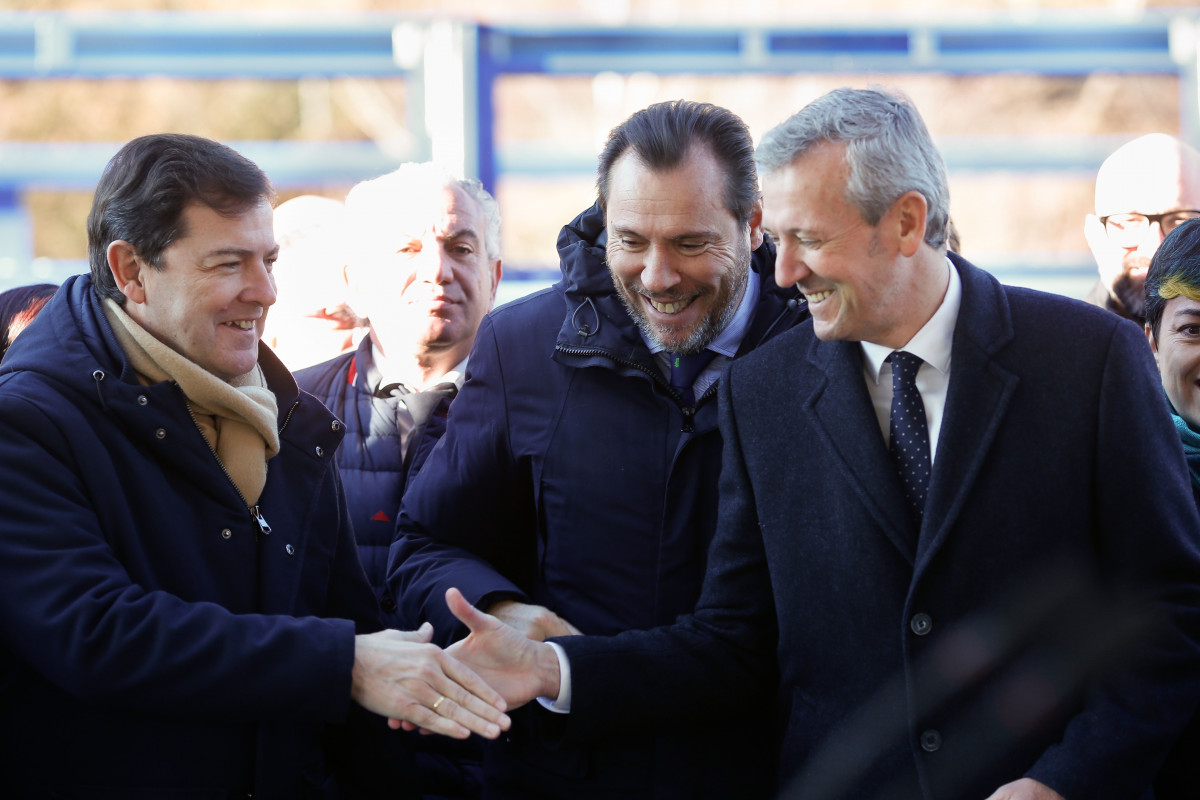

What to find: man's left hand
left=984, top=778, right=1065, bottom=800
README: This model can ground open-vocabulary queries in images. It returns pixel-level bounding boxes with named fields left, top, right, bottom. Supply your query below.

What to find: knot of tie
left=376, top=382, right=459, bottom=427
left=887, top=350, right=930, bottom=521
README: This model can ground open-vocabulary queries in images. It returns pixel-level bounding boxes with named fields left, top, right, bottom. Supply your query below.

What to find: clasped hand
left=385, top=588, right=565, bottom=734
left=352, top=622, right=510, bottom=739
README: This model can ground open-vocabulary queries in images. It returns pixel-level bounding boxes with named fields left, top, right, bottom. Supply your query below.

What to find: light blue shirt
left=641, top=268, right=760, bottom=400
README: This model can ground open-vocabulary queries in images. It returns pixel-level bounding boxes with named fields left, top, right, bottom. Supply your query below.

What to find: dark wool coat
left=561, top=256, right=1200, bottom=800
left=0, top=275, right=414, bottom=799
left=387, top=201, right=807, bottom=799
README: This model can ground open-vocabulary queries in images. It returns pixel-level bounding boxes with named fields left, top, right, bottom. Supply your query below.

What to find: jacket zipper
left=556, top=344, right=702, bottom=433
left=182, top=396, right=273, bottom=539
left=555, top=295, right=799, bottom=434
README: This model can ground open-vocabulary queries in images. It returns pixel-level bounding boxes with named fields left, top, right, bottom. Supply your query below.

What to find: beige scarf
left=103, top=299, right=280, bottom=507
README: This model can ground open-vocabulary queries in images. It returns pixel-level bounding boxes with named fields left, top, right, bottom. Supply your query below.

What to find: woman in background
left=0, top=282, right=56, bottom=361
left=1143, top=217, right=1200, bottom=799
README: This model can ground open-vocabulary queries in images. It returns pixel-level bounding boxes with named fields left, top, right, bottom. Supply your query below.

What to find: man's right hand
left=351, top=624, right=510, bottom=740
left=446, top=588, right=564, bottom=710
left=486, top=599, right=582, bottom=640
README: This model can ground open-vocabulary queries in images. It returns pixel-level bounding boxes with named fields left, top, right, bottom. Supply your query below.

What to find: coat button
left=137, top=395, right=148, bottom=406
left=285, top=544, right=295, bottom=556
left=155, top=428, right=167, bottom=439
left=331, top=420, right=342, bottom=432
left=910, top=613, right=932, bottom=636
left=220, top=528, right=232, bottom=540
left=381, top=596, right=397, bottom=612
left=920, top=729, right=942, bottom=752
left=314, top=446, right=324, bottom=457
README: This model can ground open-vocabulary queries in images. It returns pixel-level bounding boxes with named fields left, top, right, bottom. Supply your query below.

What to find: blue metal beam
left=0, top=13, right=408, bottom=79
left=0, top=12, right=1190, bottom=80
left=479, top=16, right=1185, bottom=77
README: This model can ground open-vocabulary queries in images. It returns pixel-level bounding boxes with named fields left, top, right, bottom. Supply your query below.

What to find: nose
left=1134, top=220, right=1166, bottom=257
left=639, top=245, right=681, bottom=294
left=774, top=239, right=811, bottom=288
left=414, top=243, right=454, bottom=285
left=246, top=259, right=277, bottom=308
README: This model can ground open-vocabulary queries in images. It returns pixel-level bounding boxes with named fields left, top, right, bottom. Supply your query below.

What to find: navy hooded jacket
left=0, top=275, right=413, bottom=799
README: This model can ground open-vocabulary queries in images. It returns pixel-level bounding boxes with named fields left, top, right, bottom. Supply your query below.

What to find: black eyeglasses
left=1100, top=210, right=1200, bottom=248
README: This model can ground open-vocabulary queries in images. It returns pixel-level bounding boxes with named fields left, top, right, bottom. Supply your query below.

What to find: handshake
left=351, top=587, right=575, bottom=738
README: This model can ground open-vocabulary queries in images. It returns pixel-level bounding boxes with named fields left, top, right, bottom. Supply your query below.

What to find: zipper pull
left=680, top=405, right=695, bottom=434
left=250, top=505, right=272, bottom=535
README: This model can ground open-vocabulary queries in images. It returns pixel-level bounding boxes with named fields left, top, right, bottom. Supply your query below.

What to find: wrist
left=536, top=640, right=563, bottom=699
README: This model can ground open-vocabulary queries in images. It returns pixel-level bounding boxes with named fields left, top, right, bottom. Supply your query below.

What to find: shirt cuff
left=535, top=641, right=572, bottom=714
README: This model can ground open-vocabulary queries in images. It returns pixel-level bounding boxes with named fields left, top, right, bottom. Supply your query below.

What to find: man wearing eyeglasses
left=1084, top=133, right=1200, bottom=325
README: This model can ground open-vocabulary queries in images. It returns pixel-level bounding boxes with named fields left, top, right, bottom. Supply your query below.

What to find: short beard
left=611, top=245, right=750, bottom=355
left=1111, top=254, right=1149, bottom=322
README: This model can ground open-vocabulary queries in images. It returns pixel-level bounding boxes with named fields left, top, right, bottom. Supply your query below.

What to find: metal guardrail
left=0, top=13, right=1186, bottom=78
left=0, top=9, right=1198, bottom=287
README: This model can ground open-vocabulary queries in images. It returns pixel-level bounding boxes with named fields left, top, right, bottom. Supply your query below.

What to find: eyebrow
left=608, top=225, right=717, bottom=241
left=202, top=245, right=280, bottom=261
left=440, top=229, right=480, bottom=244
left=765, top=221, right=813, bottom=234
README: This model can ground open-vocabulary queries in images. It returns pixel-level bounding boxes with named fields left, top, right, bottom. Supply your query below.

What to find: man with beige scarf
left=0, top=133, right=509, bottom=799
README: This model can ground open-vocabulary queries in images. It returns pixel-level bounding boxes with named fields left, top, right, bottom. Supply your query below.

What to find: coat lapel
left=917, top=257, right=1019, bottom=570
left=803, top=337, right=919, bottom=564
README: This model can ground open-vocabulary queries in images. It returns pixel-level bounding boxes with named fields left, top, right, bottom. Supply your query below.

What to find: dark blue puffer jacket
left=387, top=201, right=807, bottom=800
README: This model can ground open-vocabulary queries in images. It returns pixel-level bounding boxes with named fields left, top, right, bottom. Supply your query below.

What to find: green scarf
left=1169, top=405, right=1200, bottom=494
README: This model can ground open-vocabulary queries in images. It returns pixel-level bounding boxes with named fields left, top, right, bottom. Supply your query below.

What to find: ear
left=892, top=192, right=928, bottom=258
left=488, top=259, right=504, bottom=307
left=747, top=195, right=765, bottom=251
left=107, top=241, right=148, bottom=305
left=1145, top=323, right=1160, bottom=360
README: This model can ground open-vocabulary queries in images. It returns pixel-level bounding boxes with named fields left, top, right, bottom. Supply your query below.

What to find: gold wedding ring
left=432, top=695, right=446, bottom=712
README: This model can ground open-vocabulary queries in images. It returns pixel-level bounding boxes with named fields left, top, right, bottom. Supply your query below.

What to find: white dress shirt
left=858, top=258, right=960, bottom=463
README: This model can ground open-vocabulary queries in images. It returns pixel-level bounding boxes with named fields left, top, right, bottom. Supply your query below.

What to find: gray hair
left=756, top=86, right=949, bottom=251
left=345, top=162, right=501, bottom=261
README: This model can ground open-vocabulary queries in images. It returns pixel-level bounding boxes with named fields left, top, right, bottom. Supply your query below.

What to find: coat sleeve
left=1025, top=319, right=1200, bottom=798
left=557, top=362, right=779, bottom=737
left=0, top=390, right=357, bottom=725
left=387, top=315, right=538, bottom=647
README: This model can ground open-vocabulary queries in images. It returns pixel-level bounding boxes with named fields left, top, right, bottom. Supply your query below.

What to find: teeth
left=227, top=320, right=256, bottom=330
left=648, top=298, right=691, bottom=314
left=804, top=290, right=833, bottom=304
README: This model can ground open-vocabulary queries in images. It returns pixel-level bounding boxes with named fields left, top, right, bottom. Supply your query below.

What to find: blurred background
left=1, top=0, right=1198, bottom=305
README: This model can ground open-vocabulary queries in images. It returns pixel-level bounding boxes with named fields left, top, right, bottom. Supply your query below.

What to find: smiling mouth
left=804, top=290, right=833, bottom=304
left=647, top=297, right=695, bottom=315
left=225, top=320, right=257, bottom=331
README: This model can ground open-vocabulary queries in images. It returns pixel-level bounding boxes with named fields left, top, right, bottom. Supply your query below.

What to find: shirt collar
left=861, top=257, right=961, bottom=384
left=369, top=340, right=468, bottom=392
left=641, top=268, right=759, bottom=358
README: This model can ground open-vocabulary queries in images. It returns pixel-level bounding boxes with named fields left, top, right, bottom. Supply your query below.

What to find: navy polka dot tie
left=887, top=350, right=931, bottom=520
